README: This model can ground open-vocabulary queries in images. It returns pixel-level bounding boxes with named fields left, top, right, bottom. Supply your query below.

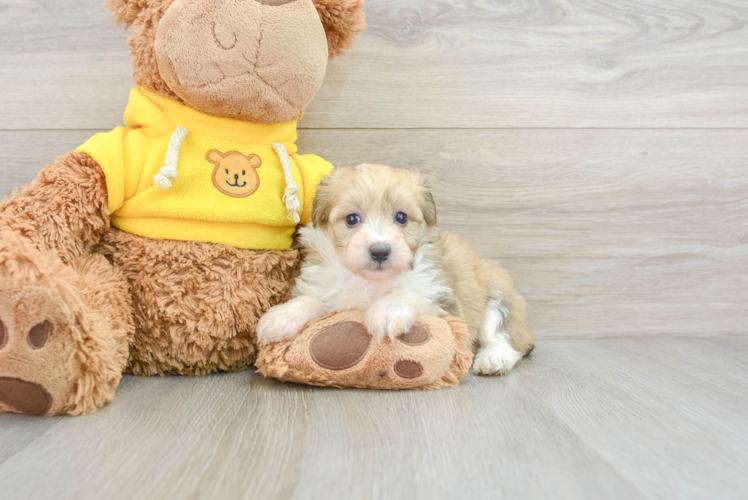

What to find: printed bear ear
left=313, top=0, right=366, bottom=59
left=247, top=155, right=262, bottom=169
left=206, top=150, right=225, bottom=165
left=105, top=0, right=150, bottom=28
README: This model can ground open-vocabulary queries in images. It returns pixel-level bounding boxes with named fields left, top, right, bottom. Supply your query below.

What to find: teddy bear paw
left=306, top=317, right=435, bottom=385
left=0, top=286, right=72, bottom=416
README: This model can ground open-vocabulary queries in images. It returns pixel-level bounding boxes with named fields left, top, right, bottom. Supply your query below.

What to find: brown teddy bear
left=0, top=0, right=366, bottom=416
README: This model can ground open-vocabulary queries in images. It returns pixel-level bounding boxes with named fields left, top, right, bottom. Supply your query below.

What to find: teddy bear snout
left=155, top=0, right=328, bottom=124
left=211, top=22, right=239, bottom=51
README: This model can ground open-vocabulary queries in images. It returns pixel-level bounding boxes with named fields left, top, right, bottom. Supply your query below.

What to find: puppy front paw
left=364, top=299, right=417, bottom=342
left=257, top=298, right=323, bottom=344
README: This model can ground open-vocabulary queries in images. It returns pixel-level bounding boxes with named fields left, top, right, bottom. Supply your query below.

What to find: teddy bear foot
left=0, top=286, right=76, bottom=416
left=0, top=232, right=134, bottom=416
left=0, top=338, right=54, bottom=416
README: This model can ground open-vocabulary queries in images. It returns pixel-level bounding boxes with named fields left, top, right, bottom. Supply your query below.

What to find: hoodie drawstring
left=154, top=126, right=189, bottom=190
left=271, top=142, right=301, bottom=224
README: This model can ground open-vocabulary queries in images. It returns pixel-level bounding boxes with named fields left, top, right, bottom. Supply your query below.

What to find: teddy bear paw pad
left=0, top=294, right=76, bottom=417
left=0, top=377, right=53, bottom=416
left=394, top=359, right=424, bottom=379
left=0, top=316, right=57, bottom=415
left=309, top=322, right=371, bottom=370
left=397, top=323, right=431, bottom=346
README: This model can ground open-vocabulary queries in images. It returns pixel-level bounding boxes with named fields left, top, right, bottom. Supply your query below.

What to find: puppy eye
left=225, top=169, right=229, bottom=174
left=395, top=212, right=408, bottom=225
left=242, top=171, right=246, bottom=176
left=346, top=214, right=361, bottom=226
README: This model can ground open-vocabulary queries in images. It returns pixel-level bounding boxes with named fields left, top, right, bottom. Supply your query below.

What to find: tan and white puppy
left=257, top=164, right=535, bottom=375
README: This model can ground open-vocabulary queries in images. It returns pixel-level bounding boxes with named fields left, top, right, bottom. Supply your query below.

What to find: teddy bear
left=0, top=0, right=366, bottom=416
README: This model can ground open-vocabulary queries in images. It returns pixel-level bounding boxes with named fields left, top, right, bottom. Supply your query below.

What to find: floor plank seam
left=539, top=333, right=748, bottom=341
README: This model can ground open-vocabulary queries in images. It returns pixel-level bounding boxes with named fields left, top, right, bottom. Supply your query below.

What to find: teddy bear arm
left=0, top=151, right=110, bottom=264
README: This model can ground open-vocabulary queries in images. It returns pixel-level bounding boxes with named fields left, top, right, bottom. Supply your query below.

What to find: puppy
left=257, top=164, right=535, bottom=375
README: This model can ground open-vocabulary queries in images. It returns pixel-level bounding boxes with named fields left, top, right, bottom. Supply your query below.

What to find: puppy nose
left=370, top=244, right=391, bottom=263
left=234, top=174, right=239, bottom=180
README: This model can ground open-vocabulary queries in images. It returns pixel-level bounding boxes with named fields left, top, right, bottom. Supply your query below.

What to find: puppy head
left=312, top=164, right=437, bottom=281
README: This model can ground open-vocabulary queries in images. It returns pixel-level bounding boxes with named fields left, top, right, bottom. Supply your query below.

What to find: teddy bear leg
left=0, top=231, right=134, bottom=416
left=97, top=228, right=299, bottom=376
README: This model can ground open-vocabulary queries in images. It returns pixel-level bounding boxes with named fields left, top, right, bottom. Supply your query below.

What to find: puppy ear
left=313, top=0, right=366, bottom=59
left=311, top=172, right=336, bottom=228
left=105, top=0, right=149, bottom=28
left=415, top=173, right=437, bottom=226
left=421, top=191, right=438, bottom=227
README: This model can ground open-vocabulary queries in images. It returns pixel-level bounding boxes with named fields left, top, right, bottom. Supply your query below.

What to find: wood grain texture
left=1, top=129, right=745, bottom=339
left=0, top=337, right=746, bottom=500
left=1, top=0, right=747, bottom=130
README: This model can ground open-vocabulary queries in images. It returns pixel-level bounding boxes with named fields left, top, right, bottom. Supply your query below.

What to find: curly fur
left=313, top=0, right=366, bottom=58
left=0, top=152, right=110, bottom=264
left=97, top=229, right=300, bottom=376
left=106, top=0, right=183, bottom=102
left=105, top=0, right=152, bottom=28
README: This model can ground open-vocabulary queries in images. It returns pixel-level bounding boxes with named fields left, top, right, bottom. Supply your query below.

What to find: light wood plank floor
left=1, top=337, right=747, bottom=500
left=1, top=1, right=747, bottom=499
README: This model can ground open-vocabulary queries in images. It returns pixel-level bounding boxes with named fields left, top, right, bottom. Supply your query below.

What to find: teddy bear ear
left=105, top=0, right=149, bottom=28
left=313, top=0, right=366, bottom=59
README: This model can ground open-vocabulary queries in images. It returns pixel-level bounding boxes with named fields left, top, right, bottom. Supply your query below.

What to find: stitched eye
left=242, top=171, right=246, bottom=176
left=346, top=214, right=361, bottom=227
left=225, top=169, right=229, bottom=174
left=395, top=212, right=408, bottom=225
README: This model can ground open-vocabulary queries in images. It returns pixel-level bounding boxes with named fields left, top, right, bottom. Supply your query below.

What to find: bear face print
left=206, top=150, right=262, bottom=198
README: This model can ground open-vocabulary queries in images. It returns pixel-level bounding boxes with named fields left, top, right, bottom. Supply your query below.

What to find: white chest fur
left=294, top=226, right=449, bottom=314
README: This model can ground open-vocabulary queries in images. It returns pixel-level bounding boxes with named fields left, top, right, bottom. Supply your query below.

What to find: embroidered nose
left=370, top=244, right=391, bottom=264
left=234, top=174, right=239, bottom=180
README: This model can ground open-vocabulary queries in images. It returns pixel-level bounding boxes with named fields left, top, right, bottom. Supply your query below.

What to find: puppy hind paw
left=472, top=342, right=522, bottom=376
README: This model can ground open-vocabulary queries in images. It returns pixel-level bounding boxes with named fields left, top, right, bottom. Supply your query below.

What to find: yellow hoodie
left=77, top=87, right=332, bottom=250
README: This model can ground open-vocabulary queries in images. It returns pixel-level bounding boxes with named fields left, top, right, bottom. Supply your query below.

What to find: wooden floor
left=1, top=0, right=747, bottom=499
left=1, top=337, right=747, bottom=500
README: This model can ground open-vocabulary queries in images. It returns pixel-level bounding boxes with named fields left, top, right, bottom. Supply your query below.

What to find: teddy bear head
left=105, top=0, right=365, bottom=124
